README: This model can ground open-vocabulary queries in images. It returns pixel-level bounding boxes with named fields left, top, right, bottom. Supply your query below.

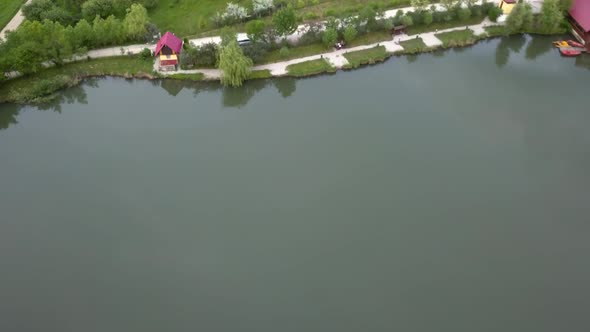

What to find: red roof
left=154, top=32, right=183, bottom=55
left=570, top=0, right=590, bottom=32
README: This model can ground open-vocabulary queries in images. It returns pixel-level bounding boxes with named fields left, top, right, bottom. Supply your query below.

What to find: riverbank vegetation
left=0, top=3, right=152, bottom=77
left=436, top=29, right=475, bottom=47
left=286, top=58, right=335, bottom=76
left=0, top=55, right=155, bottom=104
left=398, top=37, right=428, bottom=53
left=343, top=45, right=388, bottom=68
left=0, top=0, right=26, bottom=31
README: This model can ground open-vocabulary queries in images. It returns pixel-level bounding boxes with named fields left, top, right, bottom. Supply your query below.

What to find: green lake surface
left=1, top=35, right=590, bottom=332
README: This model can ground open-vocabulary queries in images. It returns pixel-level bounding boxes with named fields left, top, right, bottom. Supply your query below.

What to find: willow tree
left=218, top=39, right=253, bottom=87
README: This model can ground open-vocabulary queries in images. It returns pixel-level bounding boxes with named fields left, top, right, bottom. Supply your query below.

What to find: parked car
left=237, top=33, right=251, bottom=46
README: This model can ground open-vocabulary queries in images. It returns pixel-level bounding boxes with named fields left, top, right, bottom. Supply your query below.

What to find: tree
left=558, top=0, right=573, bottom=11
left=42, top=6, right=75, bottom=25
left=322, top=27, right=338, bottom=47
left=73, top=19, right=95, bottom=48
left=423, top=11, right=433, bottom=26
left=440, top=0, right=457, bottom=11
left=540, top=0, right=565, bottom=33
left=253, top=0, right=274, bottom=16
left=487, top=6, right=503, bottom=22
left=411, top=0, right=430, bottom=11
left=221, top=3, right=249, bottom=24
left=458, top=8, right=472, bottom=21
left=246, top=19, right=266, bottom=42
left=343, top=25, right=357, bottom=44
left=359, top=6, right=378, bottom=31
left=22, top=0, right=54, bottom=21
left=218, top=39, right=253, bottom=87
left=506, top=3, right=534, bottom=33
left=401, top=15, right=414, bottom=27
left=273, top=7, right=297, bottom=37
left=124, top=3, right=149, bottom=41
left=81, top=0, right=118, bottom=21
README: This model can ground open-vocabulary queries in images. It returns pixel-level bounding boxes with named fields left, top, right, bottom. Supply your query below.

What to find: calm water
left=1, top=35, right=590, bottom=332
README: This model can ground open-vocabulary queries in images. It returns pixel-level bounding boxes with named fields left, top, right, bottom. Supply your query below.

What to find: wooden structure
left=154, top=32, right=183, bottom=71
left=569, top=0, right=590, bottom=51
left=499, top=0, right=516, bottom=14
left=391, top=25, right=406, bottom=35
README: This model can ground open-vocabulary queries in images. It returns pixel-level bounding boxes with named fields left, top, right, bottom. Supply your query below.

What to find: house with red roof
left=154, top=32, right=183, bottom=70
left=569, top=0, right=590, bottom=51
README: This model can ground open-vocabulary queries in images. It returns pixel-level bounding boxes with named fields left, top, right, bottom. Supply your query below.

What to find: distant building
left=569, top=0, right=590, bottom=51
left=154, top=32, right=183, bottom=71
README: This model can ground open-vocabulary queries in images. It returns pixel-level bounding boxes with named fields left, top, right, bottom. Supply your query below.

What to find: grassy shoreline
left=0, top=28, right=565, bottom=105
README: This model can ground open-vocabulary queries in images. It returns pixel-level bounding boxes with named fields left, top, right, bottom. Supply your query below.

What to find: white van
left=237, top=33, right=251, bottom=46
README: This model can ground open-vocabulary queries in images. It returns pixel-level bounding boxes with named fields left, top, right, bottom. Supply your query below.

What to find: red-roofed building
left=569, top=0, right=590, bottom=51
left=154, top=32, right=183, bottom=70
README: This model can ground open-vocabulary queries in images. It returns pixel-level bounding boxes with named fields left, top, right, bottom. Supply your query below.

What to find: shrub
left=140, top=48, right=152, bottom=60
left=298, top=22, right=323, bottom=45
left=242, top=41, right=270, bottom=63
left=423, top=11, right=433, bottom=26
left=401, top=15, right=414, bottom=27
left=322, top=27, right=338, bottom=47
left=279, top=46, right=290, bottom=58
left=343, top=25, right=358, bottom=43
left=458, top=8, right=472, bottom=21
left=488, top=6, right=503, bottom=22
left=304, top=12, right=320, bottom=20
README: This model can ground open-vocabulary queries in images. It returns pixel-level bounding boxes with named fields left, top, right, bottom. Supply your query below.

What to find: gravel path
left=0, top=0, right=32, bottom=40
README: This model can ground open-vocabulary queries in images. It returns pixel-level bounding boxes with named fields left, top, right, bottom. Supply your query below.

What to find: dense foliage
left=0, top=4, right=151, bottom=77
left=218, top=38, right=253, bottom=87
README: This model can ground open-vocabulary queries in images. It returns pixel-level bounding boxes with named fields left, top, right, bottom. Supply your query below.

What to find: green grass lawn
left=0, top=56, right=155, bottom=103
left=248, top=69, right=272, bottom=79
left=406, top=15, right=485, bottom=35
left=168, top=73, right=205, bottom=80
left=435, top=29, right=476, bottom=47
left=484, top=25, right=508, bottom=37
left=286, top=58, right=334, bottom=77
left=0, top=0, right=26, bottom=31
left=399, top=37, right=428, bottom=52
left=260, top=43, right=328, bottom=64
left=343, top=45, right=388, bottom=68
left=346, top=30, right=392, bottom=47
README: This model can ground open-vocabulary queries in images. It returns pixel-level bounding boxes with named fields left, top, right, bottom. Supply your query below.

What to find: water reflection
left=0, top=104, right=20, bottom=130
left=160, top=79, right=186, bottom=96
left=525, top=36, right=553, bottom=60
left=273, top=78, right=297, bottom=98
left=221, top=79, right=269, bottom=108
left=495, top=37, right=511, bottom=68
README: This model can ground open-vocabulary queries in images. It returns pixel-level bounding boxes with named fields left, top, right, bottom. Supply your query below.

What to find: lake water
left=1, top=35, right=590, bottom=332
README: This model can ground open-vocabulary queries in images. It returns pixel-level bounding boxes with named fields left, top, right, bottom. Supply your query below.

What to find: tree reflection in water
left=273, top=78, right=296, bottom=98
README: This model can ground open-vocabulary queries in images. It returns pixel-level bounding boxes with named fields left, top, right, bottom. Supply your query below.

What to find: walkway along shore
left=158, top=19, right=499, bottom=79
left=2, top=0, right=503, bottom=80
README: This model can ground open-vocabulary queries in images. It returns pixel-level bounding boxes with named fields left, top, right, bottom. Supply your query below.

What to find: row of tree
left=504, top=0, right=570, bottom=34
left=0, top=4, right=151, bottom=76
left=22, top=0, right=158, bottom=26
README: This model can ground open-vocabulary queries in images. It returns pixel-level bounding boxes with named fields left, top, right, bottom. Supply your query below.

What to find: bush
left=140, top=48, right=152, bottom=60
left=298, top=22, right=323, bottom=45
left=343, top=25, right=358, bottom=43
left=423, top=11, right=433, bottom=26
left=279, top=46, right=290, bottom=58
left=242, top=41, right=270, bottom=63
left=488, top=6, right=503, bottom=22
left=458, top=8, right=472, bottom=21
left=322, top=27, right=338, bottom=47
left=401, top=15, right=414, bottom=27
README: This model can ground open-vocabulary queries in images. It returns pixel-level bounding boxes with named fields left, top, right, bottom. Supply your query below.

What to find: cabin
left=499, top=0, right=516, bottom=15
left=154, top=32, right=183, bottom=71
left=569, top=0, right=590, bottom=51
